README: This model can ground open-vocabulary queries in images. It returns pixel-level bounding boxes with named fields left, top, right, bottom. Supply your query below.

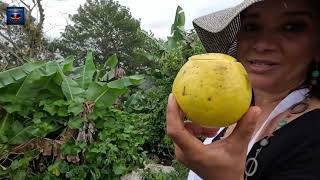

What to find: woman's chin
left=250, top=77, right=278, bottom=92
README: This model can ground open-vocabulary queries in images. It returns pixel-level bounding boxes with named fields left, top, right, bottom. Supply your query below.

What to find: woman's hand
left=166, top=94, right=261, bottom=180
left=184, top=121, right=219, bottom=137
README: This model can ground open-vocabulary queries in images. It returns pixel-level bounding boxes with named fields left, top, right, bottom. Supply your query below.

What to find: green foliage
left=52, top=0, right=149, bottom=73
left=0, top=52, right=146, bottom=179
left=123, top=6, right=205, bottom=162
left=167, top=6, right=186, bottom=50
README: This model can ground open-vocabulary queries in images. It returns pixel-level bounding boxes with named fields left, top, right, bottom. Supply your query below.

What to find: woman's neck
left=253, top=89, right=292, bottom=111
left=253, top=79, right=307, bottom=110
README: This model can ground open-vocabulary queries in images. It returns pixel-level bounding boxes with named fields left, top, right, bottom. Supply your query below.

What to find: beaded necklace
left=244, top=96, right=310, bottom=179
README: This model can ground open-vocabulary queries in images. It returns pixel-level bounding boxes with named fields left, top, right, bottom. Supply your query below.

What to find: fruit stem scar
left=183, top=86, right=186, bottom=96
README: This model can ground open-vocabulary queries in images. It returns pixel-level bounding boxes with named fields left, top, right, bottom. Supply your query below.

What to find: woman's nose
left=252, top=30, right=278, bottom=53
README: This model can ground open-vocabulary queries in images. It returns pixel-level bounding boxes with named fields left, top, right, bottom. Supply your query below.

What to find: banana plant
left=0, top=51, right=144, bottom=156
left=167, top=6, right=186, bottom=50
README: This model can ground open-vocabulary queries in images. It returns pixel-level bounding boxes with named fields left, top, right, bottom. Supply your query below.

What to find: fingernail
left=168, top=93, right=174, bottom=104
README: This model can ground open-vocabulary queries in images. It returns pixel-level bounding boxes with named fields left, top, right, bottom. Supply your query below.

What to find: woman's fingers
left=166, top=94, right=204, bottom=155
left=199, top=126, right=219, bottom=137
left=166, top=94, right=185, bottom=135
left=184, top=122, right=219, bottom=137
left=227, top=106, right=261, bottom=150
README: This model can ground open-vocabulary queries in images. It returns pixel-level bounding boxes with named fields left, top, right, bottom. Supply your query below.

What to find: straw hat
left=193, top=0, right=263, bottom=57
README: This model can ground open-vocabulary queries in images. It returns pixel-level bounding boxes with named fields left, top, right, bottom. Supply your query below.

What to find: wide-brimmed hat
left=193, top=0, right=263, bottom=57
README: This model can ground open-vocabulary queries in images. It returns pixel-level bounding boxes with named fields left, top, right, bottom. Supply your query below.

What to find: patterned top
left=245, top=108, right=320, bottom=180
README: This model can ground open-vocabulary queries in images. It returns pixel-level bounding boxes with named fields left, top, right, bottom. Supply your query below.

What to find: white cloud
left=11, top=0, right=243, bottom=40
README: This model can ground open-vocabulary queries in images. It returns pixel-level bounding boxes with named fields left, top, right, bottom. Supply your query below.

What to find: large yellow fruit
left=172, top=53, right=252, bottom=127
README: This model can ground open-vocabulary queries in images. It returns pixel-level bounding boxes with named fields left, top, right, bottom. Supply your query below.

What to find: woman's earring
left=311, top=61, right=320, bottom=86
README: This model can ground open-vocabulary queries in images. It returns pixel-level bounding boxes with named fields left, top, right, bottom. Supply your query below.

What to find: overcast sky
left=4, top=0, right=243, bottom=40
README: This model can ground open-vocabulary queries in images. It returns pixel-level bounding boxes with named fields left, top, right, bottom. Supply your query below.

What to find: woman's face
left=237, top=0, right=320, bottom=93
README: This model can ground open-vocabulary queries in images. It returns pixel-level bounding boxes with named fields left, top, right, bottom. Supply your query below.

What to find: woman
left=166, top=0, right=320, bottom=179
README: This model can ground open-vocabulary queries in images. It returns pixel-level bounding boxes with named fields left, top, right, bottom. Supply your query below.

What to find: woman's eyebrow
left=241, top=10, right=314, bottom=19
left=284, top=11, right=313, bottom=18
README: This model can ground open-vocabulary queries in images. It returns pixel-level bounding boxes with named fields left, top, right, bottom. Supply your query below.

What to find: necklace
left=244, top=96, right=310, bottom=179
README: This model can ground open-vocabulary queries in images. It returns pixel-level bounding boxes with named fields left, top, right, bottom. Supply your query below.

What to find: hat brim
left=193, top=0, right=263, bottom=57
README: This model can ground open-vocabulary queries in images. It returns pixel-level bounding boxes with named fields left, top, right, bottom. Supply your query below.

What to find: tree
left=0, top=0, right=49, bottom=70
left=54, top=0, right=150, bottom=73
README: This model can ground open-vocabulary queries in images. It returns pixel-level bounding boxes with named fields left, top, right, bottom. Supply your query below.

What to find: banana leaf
left=107, top=75, right=144, bottom=89
left=77, top=51, right=96, bottom=89
left=86, top=82, right=127, bottom=109
left=0, top=62, right=46, bottom=89
left=57, top=64, right=84, bottom=101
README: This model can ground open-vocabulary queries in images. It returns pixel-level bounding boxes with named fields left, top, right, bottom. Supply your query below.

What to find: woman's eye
left=241, top=23, right=259, bottom=32
left=283, top=23, right=306, bottom=32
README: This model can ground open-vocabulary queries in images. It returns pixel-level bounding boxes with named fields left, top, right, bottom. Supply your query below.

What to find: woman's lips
left=246, top=60, right=279, bottom=74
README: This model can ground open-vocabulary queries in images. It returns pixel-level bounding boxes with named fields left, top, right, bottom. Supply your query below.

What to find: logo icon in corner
left=6, top=7, right=25, bottom=25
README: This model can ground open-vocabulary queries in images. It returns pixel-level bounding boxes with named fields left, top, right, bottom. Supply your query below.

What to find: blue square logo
left=6, top=7, right=25, bottom=25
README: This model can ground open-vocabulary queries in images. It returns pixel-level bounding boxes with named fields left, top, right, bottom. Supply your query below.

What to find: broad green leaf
left=102, top=69, right=115, bottom=82
left=61, top=141, right=83, bottom=156
left=68, top=118, right=83, bottom=129
left=107, top=79, right=128, bottom=89
left=71, top=66, right=84, bottom=80
left=9, top=68, right=26, bottom=81
left=104, top=54, right=118, bottom=69
left=48, top=161, right=63, bottom=177
left=171, top=6, right=185, bottom=34
left=61, top=77, right=85, bottom=101
left=167, top=6, right=186, bottom=50
left=10, top=156, right=33, bottom=171
left=78, top=51, right=96, bottom=89
left=0, top=113, right=11, bottom=143
left=46, top=78, right=64, bottom=97
left=30, top=122, right=56, bottom=137
left=112, top=162, right=127, bottom=175
left=68, top=97, right=85, bottom=116
left=167, top=37, right=177, bottom=50
left=0, top=61, right=59, bottom=102
left=0, top=113, right=9, bottom=132
left=129, top=75, right=144, bottom=84
left=107, top=75, right=144, bottom=89
left=86, top=82, right=127, bottom=108
left=62, top=56, right=75, bottom=72
left=0, top=62, right=45, bottom=88
left=57, top=64, right=85, bottom=101
left=86, top=82, right=107, bottom=101
left=15, top=70, right=51, bottom=99
left=40, top=99, right=69, bottom=116
left=7, top=121, right=33, bottom=145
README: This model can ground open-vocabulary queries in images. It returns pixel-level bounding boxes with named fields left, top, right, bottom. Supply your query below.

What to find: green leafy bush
left=0, top=52, right=148, bottom=179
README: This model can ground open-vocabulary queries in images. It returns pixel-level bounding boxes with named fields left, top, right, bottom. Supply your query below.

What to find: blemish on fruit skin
left=182, top=86, right=186, bottom=96
left=208, top=97, right=212, bottom=101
